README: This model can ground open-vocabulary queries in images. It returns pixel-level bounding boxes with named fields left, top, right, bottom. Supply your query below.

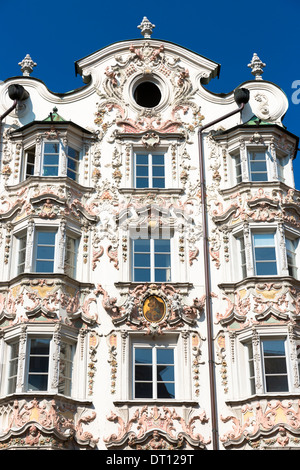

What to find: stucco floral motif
left=104, top=405, right=210, bottom=449
left=221, top=400, right=300, bottom=449
left=0, top=397, right=98, bottom=449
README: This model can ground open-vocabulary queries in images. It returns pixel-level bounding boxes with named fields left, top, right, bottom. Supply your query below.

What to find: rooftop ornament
left=248, top=53, right=266, bottom=80
left=18, top=54, right=37, bottom=77
left=138, top=16, right=155, bottom=38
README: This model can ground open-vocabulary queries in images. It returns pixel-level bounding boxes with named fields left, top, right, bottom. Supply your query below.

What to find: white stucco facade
left=0, top=18, right=299, bottom=450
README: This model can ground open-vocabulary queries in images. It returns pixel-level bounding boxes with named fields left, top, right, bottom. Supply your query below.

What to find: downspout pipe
left=197, top=87, right=250, bottom=450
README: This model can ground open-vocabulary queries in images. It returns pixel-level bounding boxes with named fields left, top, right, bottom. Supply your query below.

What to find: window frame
left=131, top=237, right=172, bottom=283
left=133, top=150, right=166, bottom=189
left=2, top=325, right=78, bottom=397
left=243, top=335, right=291, bottom=395
left=130, top=337, right=179, bottom=401
left=247, top=148, right=269, bottom=182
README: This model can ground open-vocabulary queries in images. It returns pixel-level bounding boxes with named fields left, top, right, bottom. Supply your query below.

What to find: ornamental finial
left=248, top=53, right=266, bottom=80
left=18, top=53, right=37, bottom=76
left=137, top=17, right=155, bottom=38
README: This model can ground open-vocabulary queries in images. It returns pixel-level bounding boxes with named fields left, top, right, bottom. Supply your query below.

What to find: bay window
left=235, top=227, right=299, bottom=279
left=253, top=233, right=277, bottom=275
left=3, top=328, right=77, bottom=397
left=245, top=337, right=289, bottom=394
left=13, top=224, right=80, bottom=278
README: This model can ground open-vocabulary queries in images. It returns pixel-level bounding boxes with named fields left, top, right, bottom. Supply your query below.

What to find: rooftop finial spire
left=18, top=53, right=37, bottom=77
left=138, top=17, right=155, bottom=38
left=248, top=53, right=266, bottom=80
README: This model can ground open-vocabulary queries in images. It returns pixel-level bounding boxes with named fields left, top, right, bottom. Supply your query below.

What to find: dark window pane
left=251, top=173, right=268, bottom=181
left=155, top=239, right=170, bottom=252
left=157, top=382, right=175, bottom=399
left=135, top=348, right=152, bottom=364
left=135, top=382, right=152, bottom=398
left=136, top=154, right=148, bottom=164
left=135, top=365, right=152, bottom=381
left=152, top=155, right=164, bottom=165
left=29, top=356, right=49, bottom=373
left=255, top=247, right=276, bottom=261
left=44, top=143, right=59, bottom=153
left=37, top=232, right=56, bottom=244
left=134, top=268, right=151, bottom=282
left=256, top=262, right=277, bottom=275
left=152, top=178, right=165, bottom=188
left=266, top=375, right=289, bottom=392
left=136, top=165, right=149, bottom=176
left=155, top=253, right=170, bottom=268
left=264, top=358, right=287, bottom=374
left=157, top=365, right=174, bottom=382
left=134, top=239, right=150, bottom=252
left=30, top=339, right=50, bottom=355
left=36, top=246, right=55, bottom=259
left=152, top=166, right=165, bottom=177
left=263, top=340, right=285, bottom=356
left=35, top=260, right=54, bottom=273
left=28, top=374, right=48, bottom=391
left=157, top=349, right=174, bottom=364
left=155, top=269, right=170, bottom=282
left=134, top=253, right=150, bottom=267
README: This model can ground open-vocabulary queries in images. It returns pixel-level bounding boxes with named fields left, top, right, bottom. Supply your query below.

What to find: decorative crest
left=18, top=53, right=37, bottom=76
left=138, top=16, right=155, bottom=38
left=248, top=53, right=266, bottom=80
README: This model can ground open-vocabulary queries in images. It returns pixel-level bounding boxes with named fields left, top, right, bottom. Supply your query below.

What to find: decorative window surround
left=8, top=121, right=94, bottom=187
left=12, top=219, right=81, bottom=279
left=227, top=325, right=300, bottom=400
left=117, top=332, right=194, bottom=403
left=232, top=223, right=300, bottom=281
left=213, top=128, right=297, bottom=190
left=0, top=322, right=83, bottom=398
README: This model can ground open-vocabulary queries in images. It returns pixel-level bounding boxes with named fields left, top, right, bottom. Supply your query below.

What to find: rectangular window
left=43, top=142, right=59, bottom=176
left=249, top=151, right=268, bottom=182
left=58, top=342, right=73, bottom=396
left=67, top=147, right=80, bottom=181
left=35, top=230, right=56, bottom=273
left=65, top=236, right=78, bottom=277
left=134, top=346, right=175, bottom=399
left=8, top=341, right=20, bottom=394
left=262, top=339, right=288, bottom=392
left=235, top=154, right=242, bottom=184
left=24, top=147, right=36, bottom=179
left=17, top=234, right=27, bottom=275
left=247, top=343, right=256, bottom=395
left=286, top=237, right=298, bottom=278
left=134, top=153, right=165, bottom=188
left=239, top=236, right=247, bottom=278
left=27, top=338, right=50, bottom=391
left=253, top=233, right=277, bottom=275
left=132, top=238, right=171, bottom=282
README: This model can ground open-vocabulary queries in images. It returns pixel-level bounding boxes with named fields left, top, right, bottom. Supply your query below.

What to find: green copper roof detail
left=43, top=107, right=66, bottom=122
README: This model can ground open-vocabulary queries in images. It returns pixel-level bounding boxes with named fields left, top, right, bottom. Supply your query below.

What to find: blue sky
left=1, top=0, right=300, bottom=187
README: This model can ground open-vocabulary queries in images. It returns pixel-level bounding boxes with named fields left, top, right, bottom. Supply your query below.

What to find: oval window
left=133, top=81, right=161, bottom=108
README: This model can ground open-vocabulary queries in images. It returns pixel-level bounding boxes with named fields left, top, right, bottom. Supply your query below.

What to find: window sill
left=218, top=275, right=300, bottom=293
left=226, top=391, right=300, bottom=408
left=118, top=187, right=184, bottom=195
left=113, top=399, right=199, bottom=407
left=0, top=391, right=93, bottom=407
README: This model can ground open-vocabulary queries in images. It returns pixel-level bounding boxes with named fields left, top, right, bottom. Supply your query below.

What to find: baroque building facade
left=0, top=18, right=299, bottom=450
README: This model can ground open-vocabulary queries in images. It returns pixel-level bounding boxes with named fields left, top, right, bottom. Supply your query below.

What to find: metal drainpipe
left=197, top=97, right=247, bottom=450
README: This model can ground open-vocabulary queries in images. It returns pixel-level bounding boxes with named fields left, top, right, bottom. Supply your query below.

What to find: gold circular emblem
left=143, top=295, right=166, bottom=323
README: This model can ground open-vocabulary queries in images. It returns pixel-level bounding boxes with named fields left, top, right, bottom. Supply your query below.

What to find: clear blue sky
left=1, top=0, right=300, bottom=187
